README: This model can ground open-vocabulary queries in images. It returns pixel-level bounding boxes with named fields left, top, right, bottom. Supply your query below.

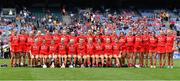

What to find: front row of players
left=10, top=30, right=176, bottom=68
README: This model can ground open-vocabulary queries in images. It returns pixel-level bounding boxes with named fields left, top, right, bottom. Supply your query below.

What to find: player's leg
left=109, top=55, right=112, bottom=67
left=91, top=55, right=95, bottom=67
left=95, top=55, right=99, bottom=67
left=153, top=52, right=157, bottom=68
left=87, top=55, right=91, bottom=67
left=149, top=52, right=153, bottom=68
left=170, top=52, right=174, bottom=68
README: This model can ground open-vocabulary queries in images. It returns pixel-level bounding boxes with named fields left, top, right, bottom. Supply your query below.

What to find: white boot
left=43, top=64, right=47, bottom=68
left=50, top=63, right=55, bottom=68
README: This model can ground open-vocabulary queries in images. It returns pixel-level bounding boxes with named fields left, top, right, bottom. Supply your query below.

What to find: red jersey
left=149, top=36, right=157, bottom=47
left=36, top=35, right=44, bottom=45
left=157, top=36, right=166, bottom=46
left=110, top=35, right=118, bottom=43
left=11, top=36, right=19, bottom=46
left=77, top=35, right=86, bottom=43
left=27, top=36, right=34, bottom=47
left=53, top=34, right=61, bottom=44
left=134, top=36, right=142, bottom=47
left=112, top=42, right=120, bottom=54
left=67, top=44, right=77, bottom=54
left=142, top=35, right=150, bottom=46
left=86, top=43, right=94, bottom=55
left=49, top=44, right=58, bottom=54
left=40, top=45, right=49, bottom=55
left=77, top=43, right=86, bottom=54
left=119, top=37, right=126, bottom=47
left=101, top=35, right=111, bottom=43
left=58, top=43, right=67, bottom=55
left=104, top=43, right=113, bottom=54
left=44, top=35, right=52, bottom=45
left=166, top=36, right=175, bottom=47
left=31, top=44, right=40, bottom=54
left=126, top=36, right=134, bottom=46
left=19, top=35, right=27, bottom=45
left=95, top=43, right=104, bottom=55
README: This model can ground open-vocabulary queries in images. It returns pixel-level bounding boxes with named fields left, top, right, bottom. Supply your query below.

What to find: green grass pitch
left=0, top=59, right=180, bottom=80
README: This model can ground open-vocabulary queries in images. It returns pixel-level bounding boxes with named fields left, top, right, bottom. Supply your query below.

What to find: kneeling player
left=94, top=39, right=104, bottom=67
left=58, top=38, right=67, bottom=68
left=77, top=39, right=86, bottom=67
left=30, top=39, right=40, bottom=67
left=40, top=40, right=49, bottom=68
left=104, top=38, right=113, bottom=67
left=86, top=38, right=94, bottom=67
left=49, top=40, right=57, bottom=68
left=67, top=39, right=77, bottom=68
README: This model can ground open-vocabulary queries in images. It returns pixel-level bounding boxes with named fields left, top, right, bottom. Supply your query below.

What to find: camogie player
left=86, top=38, right=95, bottom=67
left=53, top=30, right=61, bottom=44
left=61, top=30, right=69, bottom=44
left=10, top=31, right=19, bottom=67
left=44, top=31, right=52, bottom=45
left=26, top=32, right=35, bottom=66
left=94, top=38, right=104, bottom=67
left=134, top=32, right=143, bottom=67
left=149, top=31, right=158, bottom=68
left=157, top=31, right=166, bottom=68
left=67, top=39, right=77, bottom=68
left=104, top=38, right=113, bottom=67
left=40, top=40, right=49, bottom=68
left=112, top=37, right=120, bottom=67
left=119, top=32, right=127, bottom=66
left=142, top=31, right=150, bottom=67
left=166, top=29, right=176, bottom=68
left=18, top=29, right=27, bottom=66
left=126, top=32, right=135, bottom=67
left=58, top=38, right=67, bottom=68
left=77, top=38, right=86, bottom=67
left=30, top=39, right=40, bottom=67
left=36, top=31, right=44, bottom=46
left=49, top=40, right=58, bottom=68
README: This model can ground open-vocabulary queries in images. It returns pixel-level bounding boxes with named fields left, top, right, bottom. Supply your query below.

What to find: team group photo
left=0, top=0, right=180, bottom=80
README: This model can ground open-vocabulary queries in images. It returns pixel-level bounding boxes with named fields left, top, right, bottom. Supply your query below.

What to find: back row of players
left=10, top=29, right=176, bottom=68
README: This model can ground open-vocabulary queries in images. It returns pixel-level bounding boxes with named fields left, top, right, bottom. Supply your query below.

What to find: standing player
left=94, top=38, right=104, bottom=67
left=18, top=29, right=27, bottom=66
left=119, top=32, right=127, bottom=66
left=142, top=31, right=150, bottom=67
left=67, top=39, right=77, bottom=68
left=166, top=29, right=175, bottom=68
left=157, top=31, right=166, bottom=68
left=30, top=39, right=40, bottom=67
left=134, top=32, right=143, bottom=67
left=86, top=38, right=94, bottom=67
left=36, top=31, right=44, bottom=46
left=44, top=31, right=52, bottom=45
left=149, top=32, right=157, bottom=68
left=26, top=32, right=35, bottom=66
left=112, top=38, right=120, bottom=67
left=40, top=40, right=49, bottom=68
left=49, top=40, right=58, bottom=68
left=126, top=32, right=135, bottom=67
left=77, top=39, right=86, bottom=67
left=53, top=30, right=61, bottom=44
left=10, top=32, right=19, bottom=67
left=58, top=38, right=67, bottom=68
left=61, top=30, right=69, bottom=44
